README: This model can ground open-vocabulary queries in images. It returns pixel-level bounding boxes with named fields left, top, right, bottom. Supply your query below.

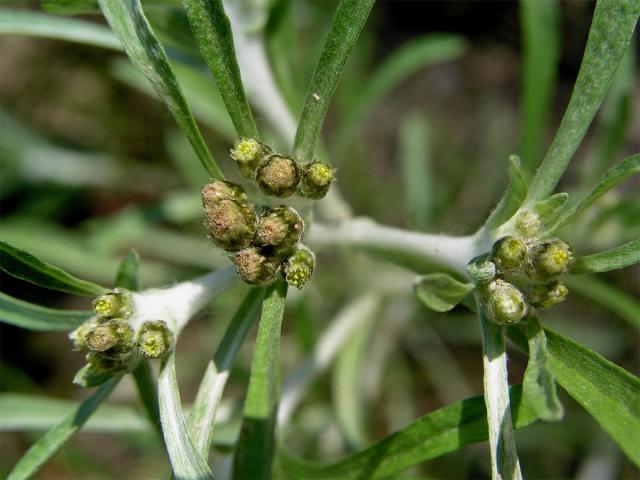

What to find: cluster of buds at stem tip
left=228, top=138, right=335, bottom=200
left=474, top=234, right=574, bottom=325
left=71, top=289, right=176, bottom=381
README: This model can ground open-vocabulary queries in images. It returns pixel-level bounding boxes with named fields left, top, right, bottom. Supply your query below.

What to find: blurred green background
left=0, top=1, right=638, bottom=478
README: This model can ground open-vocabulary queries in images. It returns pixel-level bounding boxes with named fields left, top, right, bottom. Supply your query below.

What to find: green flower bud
left=491, top=236, right=527, bottom=272
left=515, top=210, right=542, bottom=238
left=283, top=246, right=316, bottom=289
left=485, top=279, right=527, bottom=325
left=298, top=161, right=336, bottom=199
left=137, top=320, right=174, bottom=358
left=201, top=179, right=248, bottom=206
left=86, top=319, right=134, bottom=360
left=256, top=154, right=300, bottom=198
left=526, top=239, right=573, bottom=280
left=254, top=206, right=304, bottom=255
left=233, top=247, right=280, bottom=286
left=230, top=138, right=272, bottom=179
left=528, top=281, right=569, bottom=309
left=85, top=351, right=124, bottom=374
left=93, top=289, right=133, bottom=320
left=466, top=254, right=496, bottom=284
left=204, top=198, right=257, bottom=252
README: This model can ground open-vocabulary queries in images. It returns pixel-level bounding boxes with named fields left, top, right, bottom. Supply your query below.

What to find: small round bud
left=485, top=279, right=527, bottom=325
left=526, top=239, right=573, bottom=280
left=86, top=351, right=123, bottom=374
left=204, top=198, right=257, bottom=252
left=298, top=161, right=336, bottom=199
left=93, top=289, right=133, bottom=320
left=230, top=138, right=272, bottom=179
left=283, top=246, right=316, bottom=289
left=528, top=281, right=569, bottom=309
left=233, top=247, right=280, bottom=286
left=466, top=254, right=496, bottom=284
left=491, top=236, right=527, bottom=272
left=254, top=206, right=304, bottom=255
left=515, top=210, right=542, bottom=238
left=137, top=320, right=174, bottom=358
left=201, top=179, right=248, bottom=206
left=256, top=154, right=300, bottom=198
left=86, top=319, right=134, bottom=360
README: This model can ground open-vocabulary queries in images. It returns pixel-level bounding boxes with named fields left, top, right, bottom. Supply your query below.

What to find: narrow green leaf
left=0, top=9, right=121, bottom=50
left=510, top=326, right=640, bottom=466
left=519, top=0, right=560, bottom=172
left=479, top=307, right=523, bottom=480
left=98, top=0, right=224, bottom=179
left=189, top=288, right=264, bottom=456
left=158, top=353, right=214, bottom=480
left=549, top=154, right=640, bottom=233
left=0, top=240, right=107, bottom=296
left=293, top=0, right=375, bottom=161
left=414, top=273, right=475, bottom=313
left=525, top=0, right=640, bottom=204
left=520, top=317, right=563, bottom=421
left=115, top=249, right=141, bottom=291
left=73, top=364, right=113, bottom=388
left=276, top=385, right=538, bottom=479
left=0, top=292, right=90, bottom=331
left=399, top=111, right=433, bottom=229
left=181, top=0, right=258, bottom=138
left=484, top=155, right=528, bottom=231
left=0, top=393, right=148, bottom=433
left=565, top=275, right=640, bottom=328
left=571, top=239, right=640, bottom=274
left=233, top=279, right=288, bottom=480
left=8, top=375, right=122, bottom=480
left=533, top=191, right=568, bottom=226
left=335, top=34, right=467, bottom=157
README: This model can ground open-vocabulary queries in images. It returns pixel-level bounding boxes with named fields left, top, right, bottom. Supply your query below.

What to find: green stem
left=479, top=304, right=523, bottom=480
left=132, top=360, right=161, bottom=437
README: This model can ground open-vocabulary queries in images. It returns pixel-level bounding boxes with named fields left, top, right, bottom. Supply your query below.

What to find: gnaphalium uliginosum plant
left=0, top=0, right=638, bottom=479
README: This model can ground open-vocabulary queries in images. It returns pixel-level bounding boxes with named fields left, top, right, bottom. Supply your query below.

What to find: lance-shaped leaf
left=293, top=0, right=375, bottom=161
left=525, top=0, right=640, bottom=205
left=549, top=154, right=640, bottom=233
left=233, top=279, right=288, bottom=480
left=158, top=353, right=214, bottom=480
left=533, top=192, right=568, bottom=227
left=181, top=0, right=258, bottom=138
left=189, top=288, right=264, bottom=456
left=0, top=8, right=121, bottom=49
left=0, top=240, right=107, bottom=296
left=483, top=155, right=527, bottom=231
left=571, top=239, right=640, bottom=274
left=98, top=0, right=224, bottom=179
left=519, top=316, right=563, bottom=421
left=414, top=273, right=475, bottom=313
left=0, top=292, right=91, bottom=331
left=276, top=385, right=538, bottom=479
left=8, top=375, right=122, bottom=480
left=509, top=326, right=640, bottom=466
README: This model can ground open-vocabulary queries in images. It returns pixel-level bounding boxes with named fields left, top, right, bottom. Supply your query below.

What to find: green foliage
left=483, top=155, right=527, bottom=231
left=98, top=0, right=224, bottom=179
left=0, top=240, right=107, bottom=296
left=233, top=280, right=287, bottom=479
left=294, top=0, right=376, bottom=161
left=414, top=273, right=475, bottom=313
left=0, top=292, right=90, bottom=331
left=571, top=239, right=640, bottom=274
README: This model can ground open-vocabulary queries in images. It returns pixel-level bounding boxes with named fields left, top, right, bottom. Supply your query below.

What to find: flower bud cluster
left=229, top=138, right=336, bottom=200
left=469, top=233, right=574, bottom=325
left=70, top=289, right=175, bottom=380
